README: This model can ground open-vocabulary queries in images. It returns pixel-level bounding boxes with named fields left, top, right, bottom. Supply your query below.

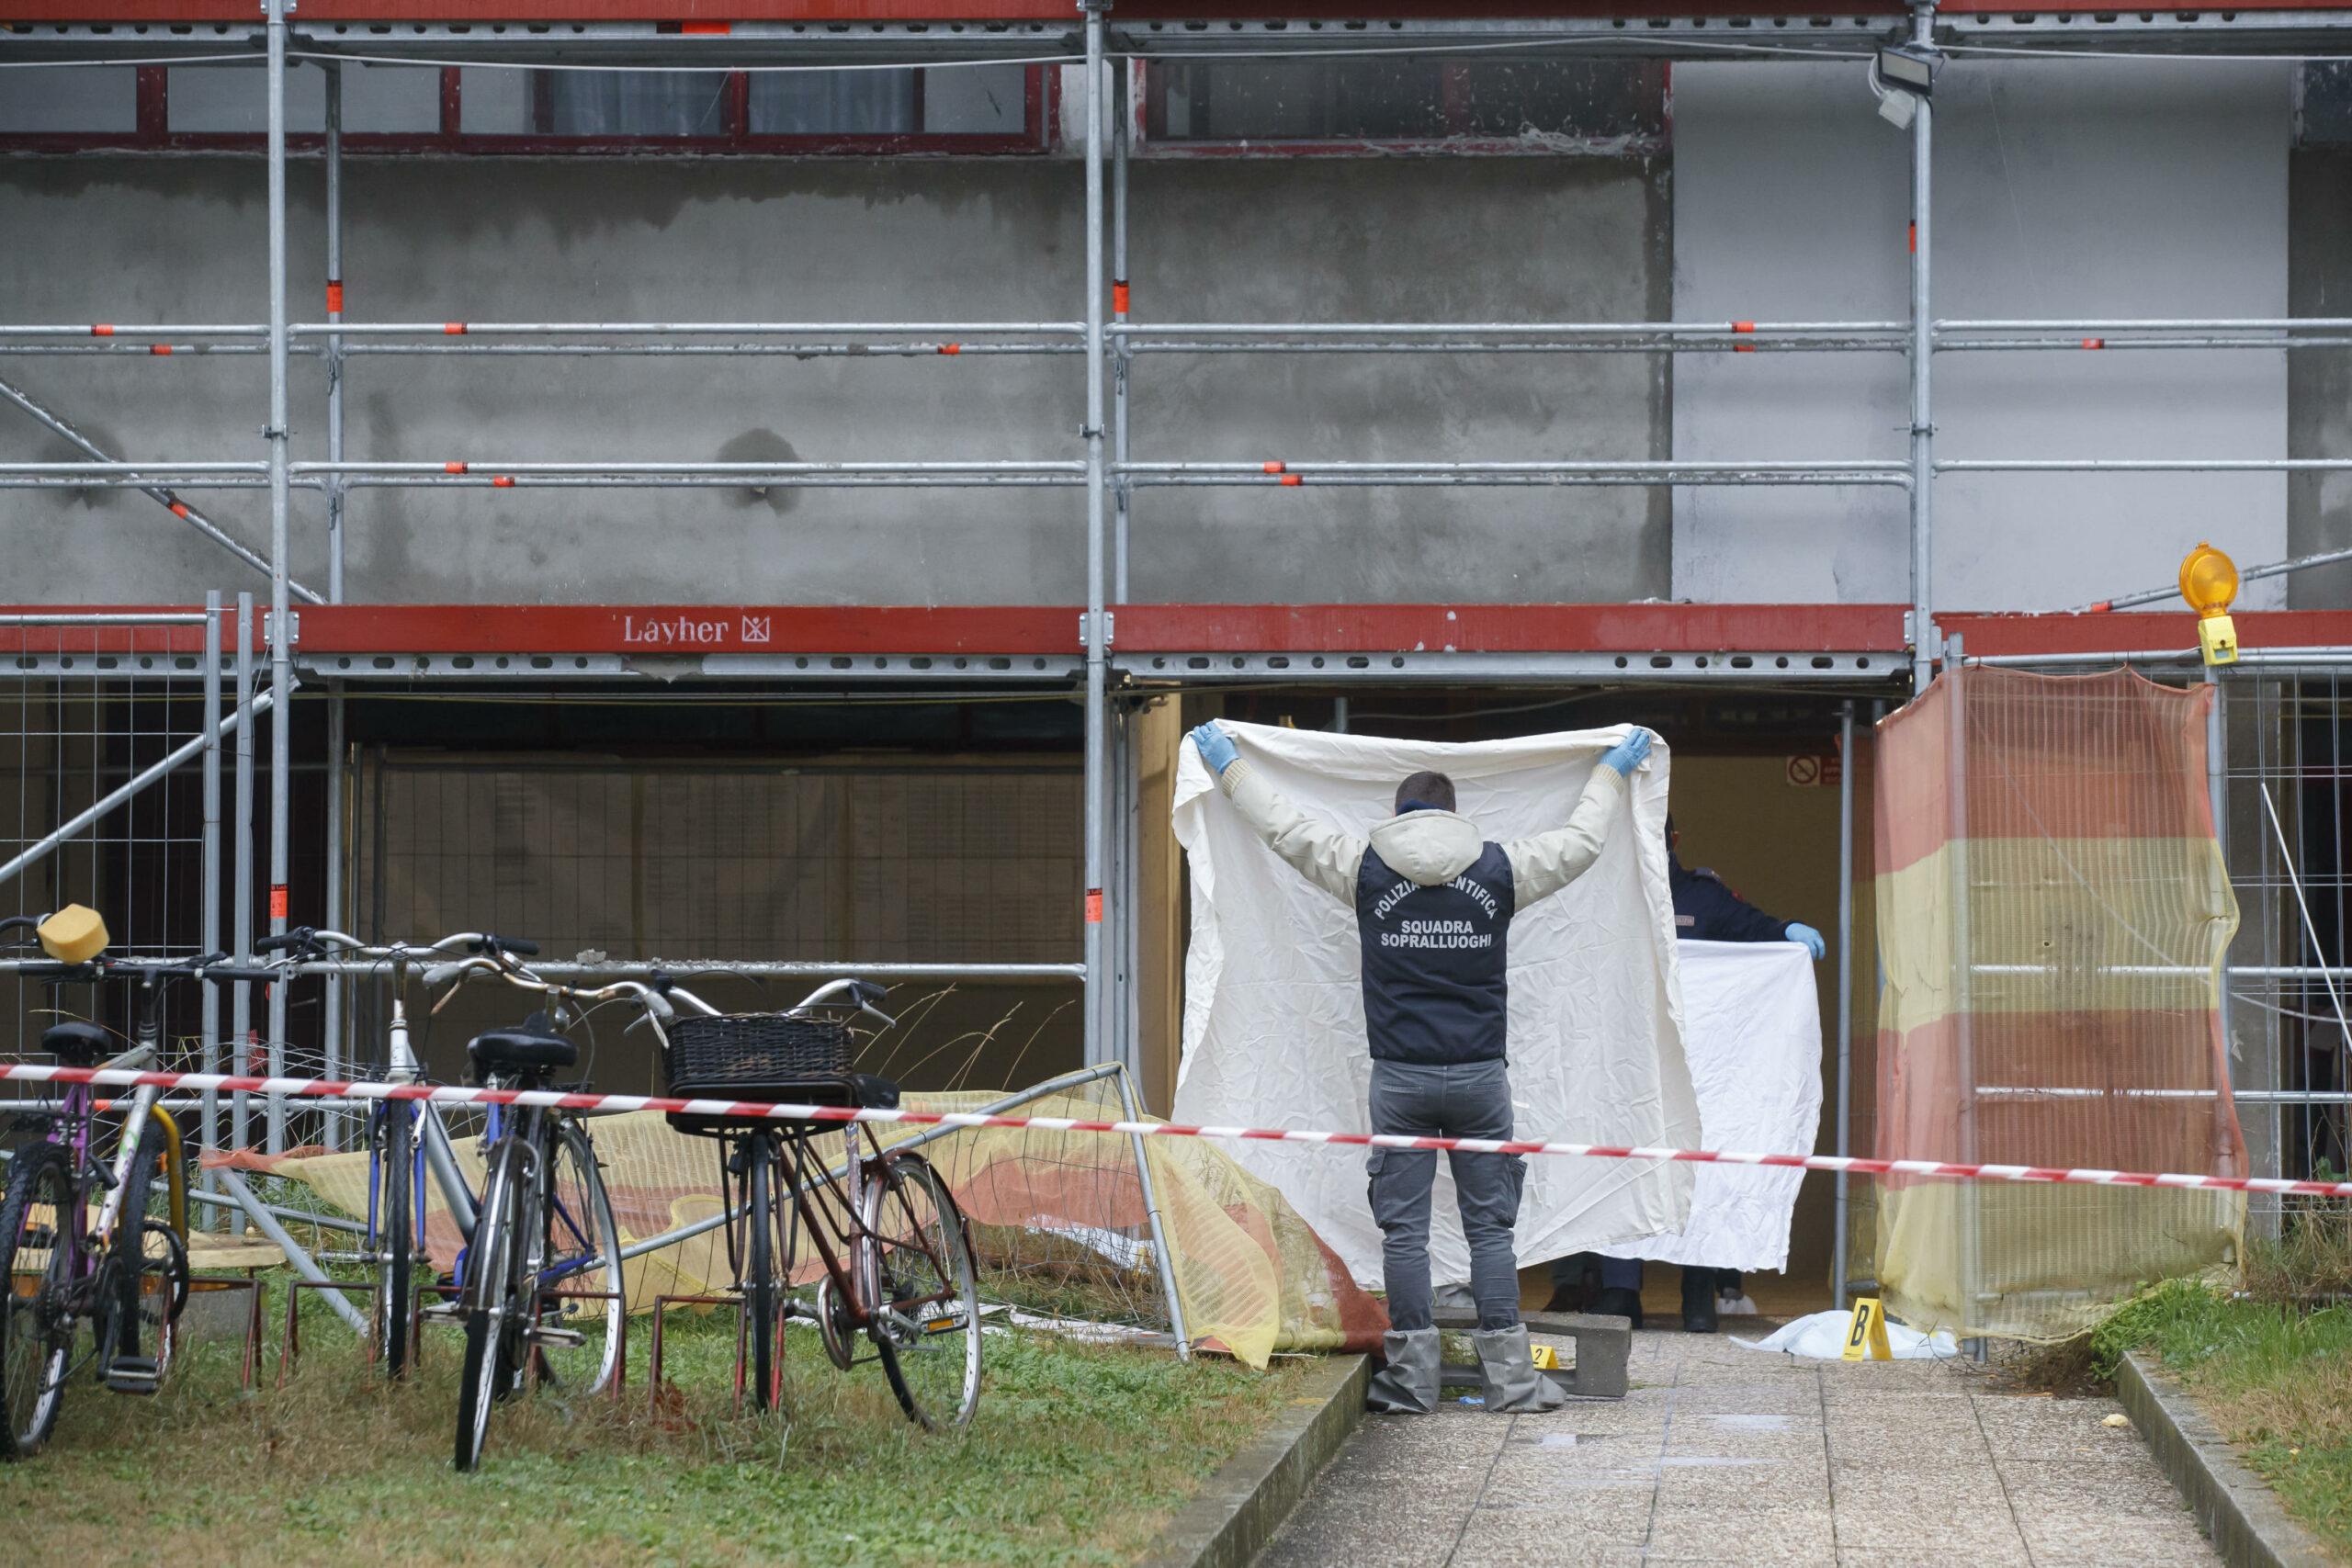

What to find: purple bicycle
left=0, top=911, right=272, bottom=1459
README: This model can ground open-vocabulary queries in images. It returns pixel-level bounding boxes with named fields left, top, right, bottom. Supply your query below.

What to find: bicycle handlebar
left=787, top=976, right=898, bottom=1028
left=424, top=952, right=718, bottom=1025
left=466, top=933, right=538, bottom=958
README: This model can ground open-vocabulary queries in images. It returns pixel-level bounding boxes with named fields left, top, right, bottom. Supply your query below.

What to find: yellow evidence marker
left=1842, top=1297, right=1894, bottom=1361
left=1530, top=1344, right=1560, bottom=1371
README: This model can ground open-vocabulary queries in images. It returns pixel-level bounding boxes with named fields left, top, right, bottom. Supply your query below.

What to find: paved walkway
left=1261, top=1327, right=2219, bottom=1568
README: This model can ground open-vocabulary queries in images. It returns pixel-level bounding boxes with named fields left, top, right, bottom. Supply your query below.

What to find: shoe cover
left=1472, top=1325, right=1568, bottom=1414
left=1364, top=1327, right=1442, bottom=1414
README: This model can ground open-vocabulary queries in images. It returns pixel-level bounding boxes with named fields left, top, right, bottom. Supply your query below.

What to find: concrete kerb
left=1135, top=1353, right=1370, bottom=1568
left=2116, top=1349, right=2336, bottom=1568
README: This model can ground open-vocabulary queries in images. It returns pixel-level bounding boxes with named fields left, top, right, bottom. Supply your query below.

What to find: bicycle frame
left=28, top=1068, right=163, bottom=1352
left=15, top=958, right=217, bottom=1399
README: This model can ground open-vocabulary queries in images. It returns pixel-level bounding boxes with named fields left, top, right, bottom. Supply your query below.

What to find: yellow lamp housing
left=2179, top=542, right=2241, bottom=667
left=36, top=903, right=108, bottom=964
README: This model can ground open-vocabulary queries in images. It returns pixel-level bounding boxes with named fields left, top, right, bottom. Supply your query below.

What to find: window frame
left=1131, top=58, right=1669, bottom=160
left=0, top=62, right=1056, bottom=156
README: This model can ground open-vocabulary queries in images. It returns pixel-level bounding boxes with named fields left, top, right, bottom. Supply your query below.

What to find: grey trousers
left=1367, top=1057, right=1525, bottom=1333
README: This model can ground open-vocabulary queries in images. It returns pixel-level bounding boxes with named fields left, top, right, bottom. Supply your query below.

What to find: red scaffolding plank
left=4, top=604, right=2346, bottom=660
left=1940, top=609, right=2352, bottom=660
left=18, top=1, right=2346, bottom=23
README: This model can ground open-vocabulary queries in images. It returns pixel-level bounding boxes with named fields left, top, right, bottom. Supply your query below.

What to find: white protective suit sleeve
left=1216, top=757, right=1366, bottom=905
left=1500, top=767, right=1629, bottom=909
left=1221, top=753, right=1626, bottom=910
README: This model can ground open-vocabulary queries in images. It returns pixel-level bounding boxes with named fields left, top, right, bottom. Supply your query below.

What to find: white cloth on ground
left=1736, top=1310, right=1958, bottom=1360
left=1611, top=940, right=1824, bottom=1272
left=1172, top=721, right=1698, bottom=1292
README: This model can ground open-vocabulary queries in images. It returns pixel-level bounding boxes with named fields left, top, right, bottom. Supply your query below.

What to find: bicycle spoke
left=0, top=1147, right=74, bottom=1458
left=529, top=1122, right=623, bottom=1397
left=863, top=1152, right=982, bottom=1430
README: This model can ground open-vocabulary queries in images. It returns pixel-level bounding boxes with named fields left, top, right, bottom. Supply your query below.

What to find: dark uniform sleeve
left=1676, top=866, right=1795, bottom=944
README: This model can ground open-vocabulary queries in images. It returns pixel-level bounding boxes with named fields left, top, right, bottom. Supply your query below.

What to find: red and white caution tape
left=5, top=1060, right=2341, bottom=1198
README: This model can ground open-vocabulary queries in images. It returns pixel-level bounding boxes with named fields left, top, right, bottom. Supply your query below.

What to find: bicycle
left=661, top=979, right=981, bottom=1429
left=246, top=927, right=501, bottom=1377
left=419, top=940, right=668, bottom=1472
left=0, top=908, right=272, bottom=1459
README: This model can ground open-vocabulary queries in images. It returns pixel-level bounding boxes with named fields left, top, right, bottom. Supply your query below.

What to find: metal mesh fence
left=1871, top=665, right=2245, bottom=1340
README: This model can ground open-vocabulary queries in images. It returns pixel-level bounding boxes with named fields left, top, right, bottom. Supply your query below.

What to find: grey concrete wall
left=2288, top=148, right=2352, bottom=609
left=0, top=152, right=1669, bottom=606
left=1673, top=61, right=2292, bottom=612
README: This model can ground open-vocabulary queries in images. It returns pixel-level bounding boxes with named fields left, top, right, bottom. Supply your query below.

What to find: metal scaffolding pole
left=265, top=0, right=294, bottom=1156
left=1832, top=699, right=1857, bottom=1311
left=322, top=59, right=347, bottom=1150
left=232, top=592, right=255, bottom=1159
left=199, top=591, right=223, bottom=1226
left=1082, top=3, right=1110, bottom=1066
left=324, top=64, right=345, bottom=599
left=1909, top=0, right=1938, bottom=696
left=1112, top=55, right=1132, bottom=604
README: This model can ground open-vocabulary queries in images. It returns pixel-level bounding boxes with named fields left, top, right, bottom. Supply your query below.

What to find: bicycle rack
left=185, top=1274, right=265, bottom=1391
left=647, top=1292, right=762, bottom=1414
left=278, top=1278, right=379, bottom=1386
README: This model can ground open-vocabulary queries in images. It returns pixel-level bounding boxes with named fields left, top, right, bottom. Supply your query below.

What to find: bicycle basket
left=662, top=1012, right=853, bottom=1097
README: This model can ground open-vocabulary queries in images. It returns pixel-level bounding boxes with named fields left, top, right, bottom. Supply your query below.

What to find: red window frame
left=0, top=62, right=1055, bottom=155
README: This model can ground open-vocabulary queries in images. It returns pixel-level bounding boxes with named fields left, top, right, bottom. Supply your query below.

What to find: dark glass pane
left=748, top=69, right=918, bottom=136
left=546, top=71, right=729, bottom=138
left=1147, top=59, right=1666, bottom=145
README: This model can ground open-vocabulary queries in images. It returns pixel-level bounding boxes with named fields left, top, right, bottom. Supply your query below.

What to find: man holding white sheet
left=1187, top=718, right=1654, bottom=1415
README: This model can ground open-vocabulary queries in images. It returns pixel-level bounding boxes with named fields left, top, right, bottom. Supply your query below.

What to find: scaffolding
left=5, top=2, right=2352, bottom=1325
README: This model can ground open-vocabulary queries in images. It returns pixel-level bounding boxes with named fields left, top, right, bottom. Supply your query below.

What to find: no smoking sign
left=1786, top=753, right=1842, bottom=787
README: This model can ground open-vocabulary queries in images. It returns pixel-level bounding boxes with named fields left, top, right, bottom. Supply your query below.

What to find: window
left=0, top=62, right=1049, bottom=155
left=1143, top=58, right=1667, bottom=153
left=0, top=65, right=136, bottom=136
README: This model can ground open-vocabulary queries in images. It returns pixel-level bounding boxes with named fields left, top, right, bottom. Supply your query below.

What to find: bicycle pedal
left=525, top=1325, right=585, bottom=1348
left=104, top=1357, right=162, bottom=1395
left=418, top=1303, right=466, bottom=1326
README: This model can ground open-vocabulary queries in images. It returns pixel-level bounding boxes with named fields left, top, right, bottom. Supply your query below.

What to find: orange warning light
left=2178, top=542, right=2240, bottom=667
left=2179, top=542, right=2239, bottom=619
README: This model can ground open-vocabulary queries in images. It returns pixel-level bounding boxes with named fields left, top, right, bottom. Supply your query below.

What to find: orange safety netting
left=266, top=1076, right=1385, bottom=1369
left=1872, top=666, right=2245, bottom=1339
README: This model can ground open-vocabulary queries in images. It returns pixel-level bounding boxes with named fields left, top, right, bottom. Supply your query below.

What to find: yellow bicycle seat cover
left=38, top=904, right=108, bottom=964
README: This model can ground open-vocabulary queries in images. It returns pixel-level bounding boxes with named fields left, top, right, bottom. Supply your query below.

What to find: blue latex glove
left=1190, top=720, right=1241, bottom=776
left=1786, top=921, right=1827, bottom=961
left=1599, top=728, right=1653, bottom=777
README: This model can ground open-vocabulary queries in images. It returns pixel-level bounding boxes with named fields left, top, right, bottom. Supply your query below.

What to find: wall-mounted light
left=1871, top=43, right=1942, bottom=130
left=2178, top=541, right=2241, bottom=666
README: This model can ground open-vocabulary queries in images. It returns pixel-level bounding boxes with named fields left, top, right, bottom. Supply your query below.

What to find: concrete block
left=1431, top=1305, right=1631, bottom=1400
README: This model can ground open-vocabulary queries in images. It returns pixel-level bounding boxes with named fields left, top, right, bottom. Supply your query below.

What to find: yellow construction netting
left=1872, top=666, right=2245, bottom=1340
left=270, top=1076, right=1385, bottom=1369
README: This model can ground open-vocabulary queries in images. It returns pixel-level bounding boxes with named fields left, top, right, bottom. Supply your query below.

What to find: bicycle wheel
left=530, top=1121, right=623, bottom=1397
left=375, top=1104, right=414, bottom=1378
left=861, top=1151, right=981, bottom=1430
left=454, top=1136, right=524, bottom=1473
left=0, top=1145, right=73, bottom=1459
left=739, top=1135, right=782, bottom=1411
left=106, top=1117, right=185, bottom=1387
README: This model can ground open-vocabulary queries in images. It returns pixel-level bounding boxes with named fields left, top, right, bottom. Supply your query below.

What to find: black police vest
left=1354, top=841, right=1517, bottom=1066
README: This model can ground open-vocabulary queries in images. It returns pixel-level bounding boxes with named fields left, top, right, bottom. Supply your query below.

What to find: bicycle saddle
left=41, top=1021, right=112, bottom=1066
left=468, top=1020, right=577, bottom=1079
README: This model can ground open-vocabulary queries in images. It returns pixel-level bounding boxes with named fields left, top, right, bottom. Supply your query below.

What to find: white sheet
left=1172, top=722, right=1699, bottom=1292
left=1613, top=941, right=1823, bottom=1272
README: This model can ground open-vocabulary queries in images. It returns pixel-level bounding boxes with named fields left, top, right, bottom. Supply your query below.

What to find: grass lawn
left=3, top=1303, right=1316, bottom=1568
left=2092, top=1275, right=2352, bottom=1560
